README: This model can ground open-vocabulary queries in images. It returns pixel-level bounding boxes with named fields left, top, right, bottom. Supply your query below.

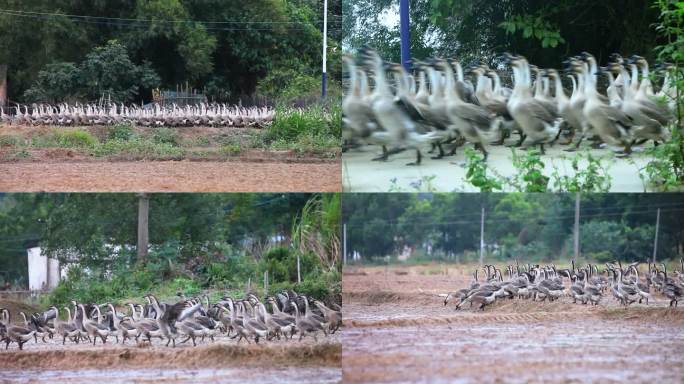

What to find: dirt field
left=342, top=264, right=684, bottom=383
left=0, top=124, right=341, bottom=192
left=0, top=160, right=341, bottom=192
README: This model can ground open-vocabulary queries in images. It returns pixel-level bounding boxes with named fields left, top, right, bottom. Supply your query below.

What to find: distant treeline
left=342, top=193, right=684, bottom=263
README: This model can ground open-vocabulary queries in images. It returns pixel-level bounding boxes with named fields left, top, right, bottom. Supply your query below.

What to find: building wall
left=27, top=247, right=60, bottom=291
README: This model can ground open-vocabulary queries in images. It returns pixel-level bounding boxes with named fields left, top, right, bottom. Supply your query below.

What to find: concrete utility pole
left=573, top=193, right=580, bottom=263
left=479, top=206, right=485, bottom=265
left=322, top=0, right=328, bottom=97
left=653, top=208, right=660, bottom=263
left=343, top=223, right=347, bottom=265
left=0, top=64, right=7, bottom=107
left=399, top=0, right=410, bottom=70
left=137, top=193, right=149, bottom=263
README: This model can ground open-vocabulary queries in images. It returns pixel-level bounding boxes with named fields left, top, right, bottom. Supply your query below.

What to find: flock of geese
left=343, top=49, right=677, bottom=165
left=0, top=103, right=275, bottom=128
left=443, top=260, right=684, bottom=311
left=0, top=291, right=341, bottom=350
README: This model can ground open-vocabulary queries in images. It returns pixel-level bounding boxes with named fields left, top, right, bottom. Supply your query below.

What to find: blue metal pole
left=322, top=0, right=328, bottom=98
left=400, top=0, right=410, bottom=71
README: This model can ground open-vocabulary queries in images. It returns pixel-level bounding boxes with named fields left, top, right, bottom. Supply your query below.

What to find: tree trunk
left=137, top=193, right=149, bottom=264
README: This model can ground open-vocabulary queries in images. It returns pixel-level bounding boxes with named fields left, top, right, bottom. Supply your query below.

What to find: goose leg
left=406, top=149, right=422, bottom=166
left=431, top=142, right=446, bottom=159
left=371, top=145, right=389, bottom=161
left=475, top=143, right=488, bottom=160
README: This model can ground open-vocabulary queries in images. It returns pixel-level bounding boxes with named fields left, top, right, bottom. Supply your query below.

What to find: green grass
left=219, top=142, right=242, bottom=156
left=31, top=129, right=97, bottom=149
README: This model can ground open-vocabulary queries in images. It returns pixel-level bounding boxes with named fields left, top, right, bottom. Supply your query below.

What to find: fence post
left=264, top=270, right=269, bottom=297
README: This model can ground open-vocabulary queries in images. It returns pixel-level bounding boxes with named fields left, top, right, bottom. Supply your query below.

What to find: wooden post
left=0, top=64, right=7, bottom=107
left=137, top=193, right=149, bottom=263
left=264, top=270, right=269, bottom=296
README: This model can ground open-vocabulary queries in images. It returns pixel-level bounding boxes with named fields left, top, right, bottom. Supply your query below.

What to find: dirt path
left=342, top=265, right=684, bottom=383
left=0, top=160, right=341, bottom=192
left=343, top=144, right=649, bottom=192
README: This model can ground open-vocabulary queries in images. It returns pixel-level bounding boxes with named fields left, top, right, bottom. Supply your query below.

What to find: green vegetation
left=31, top=130, right=97, bottom=149
left=0, top=118, right=339, bottom=159
left=0, top=193, right=341, bottom=305
left=343, top=193, right=684, bottom=264
left=641, top=0, right=684, bottom=191
left=462, top=148, right=612, bottom=192
left=2, top=1, right=341, bottom=104
left=266, top=104, right=341, bottom=155
left=345, top=0, right=660, bottom=68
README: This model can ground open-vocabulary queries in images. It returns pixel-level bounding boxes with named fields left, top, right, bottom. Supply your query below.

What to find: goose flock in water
left=343, top=49, right=677, bottom=165
left=0, top=103, right=275, bottom=128
left=443, top=260, right=684, bottom=311
left=0, top=291, right=341, bottom=350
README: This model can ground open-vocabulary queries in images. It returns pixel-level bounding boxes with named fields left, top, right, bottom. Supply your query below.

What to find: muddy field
left=0, top=160, right=341, bottom=192
left=342, top=264, right=684, bottom=383
left=0, top=333, right=341, bottom=383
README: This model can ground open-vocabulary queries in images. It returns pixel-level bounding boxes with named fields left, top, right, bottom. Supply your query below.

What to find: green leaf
left=523, top=26, right=533, bottom=38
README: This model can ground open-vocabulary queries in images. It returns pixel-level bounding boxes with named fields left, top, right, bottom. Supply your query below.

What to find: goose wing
left=454, top=103, right=492, bottom=128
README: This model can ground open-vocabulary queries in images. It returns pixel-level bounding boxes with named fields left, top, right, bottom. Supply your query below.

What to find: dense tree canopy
left=343, top=0, right=664, bottom=68
left=342, top=193, right=684, bottom=263
left=0, top=0, right=342, bottom=103
left=0, top=192, right=339, bottom=287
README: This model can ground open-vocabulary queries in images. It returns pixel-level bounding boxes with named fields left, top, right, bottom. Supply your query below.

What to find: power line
left=0, top=9, right=343, bottom=31
left=344, top=207, right=684, bottom=228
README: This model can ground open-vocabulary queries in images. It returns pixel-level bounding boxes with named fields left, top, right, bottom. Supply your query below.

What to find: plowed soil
left=342, top=264, right=684, bottom=383
left=0, top=160, right=341, bottom=192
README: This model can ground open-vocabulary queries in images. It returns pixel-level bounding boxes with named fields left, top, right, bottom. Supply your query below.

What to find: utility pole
left=343, top=223, right=347, bottom=266
left=321, top=0, right=328, bottom=97
left=653, top=208, right=660, bottom=263
left=137, top=193, right=149, bottom=263
left=399, top=0, right=410, bottom=70
left=0, top=64, right=7, bottom=107
left=479, top=206, right=485, bottom=265
left=573, top=193, right=580, bottom=263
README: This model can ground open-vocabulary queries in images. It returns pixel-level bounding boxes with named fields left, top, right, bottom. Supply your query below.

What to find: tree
left=343, top=0, right=663, bottom=68
left=23, top=40, right=161, bottom=103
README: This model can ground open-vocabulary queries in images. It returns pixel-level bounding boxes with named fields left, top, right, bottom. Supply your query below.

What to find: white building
left=26, top=247, right=61, bottom=291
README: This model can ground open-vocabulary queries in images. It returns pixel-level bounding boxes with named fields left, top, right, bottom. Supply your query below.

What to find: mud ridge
left=0, top=342, right=341, bottom=369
